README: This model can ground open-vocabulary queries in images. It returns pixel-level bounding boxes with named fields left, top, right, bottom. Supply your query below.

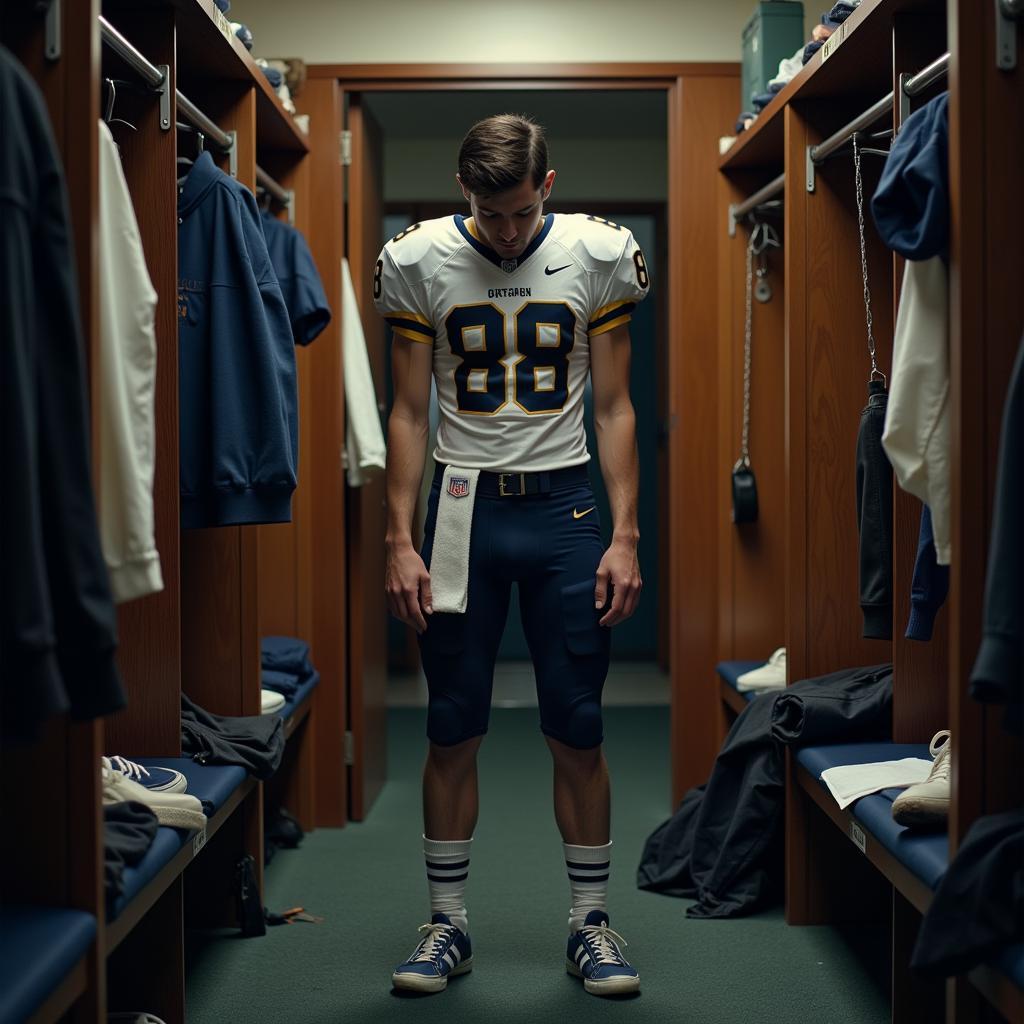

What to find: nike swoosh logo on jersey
left=545, top=264, right=572, bottom=276
left=573, top=507, right=596, bottom=519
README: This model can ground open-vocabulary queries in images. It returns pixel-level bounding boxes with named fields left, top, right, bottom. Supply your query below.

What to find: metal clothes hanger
left=102, top=77, right=138, bottom=133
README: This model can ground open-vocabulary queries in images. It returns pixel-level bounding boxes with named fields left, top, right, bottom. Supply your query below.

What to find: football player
left=375, top=113, right=649, bottom=998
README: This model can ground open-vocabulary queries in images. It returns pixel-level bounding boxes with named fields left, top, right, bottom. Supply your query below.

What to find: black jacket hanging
left=0, top=46, right=124, bottom=739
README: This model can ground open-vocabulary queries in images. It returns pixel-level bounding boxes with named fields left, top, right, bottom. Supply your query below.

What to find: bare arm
left=385, top=336, right=434, bottom=632
left=589, top=322, right=642, bottom=626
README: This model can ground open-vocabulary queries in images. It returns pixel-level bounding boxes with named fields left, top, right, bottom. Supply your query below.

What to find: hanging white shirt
left=882, top=256, right=951, bottom=565
left=97, top=120, right=163, bottom=602
left=342, top=258, right=387, bottom=486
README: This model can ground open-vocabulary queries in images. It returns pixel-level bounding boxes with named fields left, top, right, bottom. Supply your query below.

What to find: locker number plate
left=193, top=827, right=208, bottom=856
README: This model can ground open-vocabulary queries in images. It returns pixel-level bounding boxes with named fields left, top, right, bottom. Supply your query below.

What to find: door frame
left=314, top=60, right=737, bottom=806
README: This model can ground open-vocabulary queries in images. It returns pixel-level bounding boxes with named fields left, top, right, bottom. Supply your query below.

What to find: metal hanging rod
left=176, top=90, right=233, bottom=152
left=903, top=51, right=950, bottom=96
left=99, top=16, right=163, bottom=88
left=98, top=15, right=171, bottom=129
left=728, top=173, right=785, bottom=237
left=809, top=92, right=893, bottom=169
left=256, top=165, right=295, bottom=225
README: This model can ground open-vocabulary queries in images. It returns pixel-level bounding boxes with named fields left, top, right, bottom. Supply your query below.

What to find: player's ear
left=456, top=173, right=472, bottom=202
left=542, top=168, right=556, bottom=200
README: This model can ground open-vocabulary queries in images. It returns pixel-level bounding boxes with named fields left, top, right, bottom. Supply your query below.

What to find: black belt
left=434, top=462, right=590, bottom=497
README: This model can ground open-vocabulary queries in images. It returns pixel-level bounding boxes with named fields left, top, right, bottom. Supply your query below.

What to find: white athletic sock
left=564, top=840, right=612, bottom=933
left=423, top=835, right=472, bottom=935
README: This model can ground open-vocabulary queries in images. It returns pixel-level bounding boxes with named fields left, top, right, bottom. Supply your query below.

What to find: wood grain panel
left=102, top=8, right=182, bottom=757
left=297, top=78, right=348, bottom=828
left=346, top=96, right=388, bottom=821
left=311, top=62, right=738, bottom=81
left=671, top=73, right=740, bottom=804
left=784, top=106, right=811, bottom=692
left=799, top=108, right=894, bottom=680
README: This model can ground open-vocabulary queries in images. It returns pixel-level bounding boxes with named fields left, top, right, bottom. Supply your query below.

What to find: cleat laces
left=108, top=755, right=152, bottom=782
left=411, top=922, right=455, bottom=963
left=581, top=922, right=629, bottom=967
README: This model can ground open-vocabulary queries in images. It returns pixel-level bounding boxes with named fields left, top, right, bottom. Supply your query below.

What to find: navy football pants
left=419, top=464, right=610, bottom=750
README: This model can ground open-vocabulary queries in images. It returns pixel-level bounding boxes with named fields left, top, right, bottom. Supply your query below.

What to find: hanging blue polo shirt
left=178, top=153, right=297, bottom=528
left=260, top=209, right=332, bottom=345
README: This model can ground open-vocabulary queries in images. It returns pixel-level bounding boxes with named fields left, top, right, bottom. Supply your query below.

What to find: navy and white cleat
left=391, top=913, right=473, bottom=994
left=566, top=910, right=640, bottom=996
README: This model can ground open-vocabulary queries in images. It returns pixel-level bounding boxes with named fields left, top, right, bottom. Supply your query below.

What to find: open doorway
left=356, top=89, right=670, bottom=712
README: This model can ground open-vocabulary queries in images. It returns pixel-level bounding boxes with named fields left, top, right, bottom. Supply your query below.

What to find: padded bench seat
left=0, top=906, right=95, bottom=1023
left=109, top=760, right=249, bottom=921
left=132, top=758, right=247, bottom=816
left=715, top=661, right=763, bottom=702
left=796, top=743, right=949, bottom=891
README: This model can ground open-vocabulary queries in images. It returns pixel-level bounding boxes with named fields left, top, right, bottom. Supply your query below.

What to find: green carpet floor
left=186, top=707, right=890, bottom=1023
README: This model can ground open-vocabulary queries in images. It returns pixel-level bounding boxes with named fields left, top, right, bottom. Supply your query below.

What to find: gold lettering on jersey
left=487, top=288, right=533, bottom=299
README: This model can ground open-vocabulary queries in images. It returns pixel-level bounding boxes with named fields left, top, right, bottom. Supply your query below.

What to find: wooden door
left=345, top=95, right=388, bottom=820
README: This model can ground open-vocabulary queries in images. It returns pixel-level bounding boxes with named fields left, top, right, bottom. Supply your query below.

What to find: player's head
left=456, top=113, right=556, bottom=259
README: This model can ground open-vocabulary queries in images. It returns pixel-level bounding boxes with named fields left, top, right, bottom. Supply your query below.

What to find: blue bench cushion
left=110, top=826, right=185, bottom=921
left=0, top=907, right=96, bottom=1023
left=716, top=661, right=764, bottom=701
left=108, top=760, right=249, bottom=921
left=279, top=669, right=319, bottom=722
left=796, top=743, right=949, bottom=890
left=132, top=758, right=247, bottom=815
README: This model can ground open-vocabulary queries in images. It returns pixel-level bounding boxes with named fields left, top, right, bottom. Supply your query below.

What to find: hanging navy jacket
left=871, top=93, right=949, bottom=261
left=1, top=46, right=124, bottom=738
left=177, top=153, right=297, bottom=528
left=260, top=209, right=331, bottom=346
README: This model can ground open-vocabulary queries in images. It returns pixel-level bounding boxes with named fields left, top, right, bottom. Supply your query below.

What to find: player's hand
left=595, top=540, right=642, bottom=627
left=385, top=539, right=433, bottom=634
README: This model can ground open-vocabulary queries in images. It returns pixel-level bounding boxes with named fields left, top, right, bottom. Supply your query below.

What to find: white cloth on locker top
left=882, top=255, right=951, bottom=565
left=97, top=120, right=163, bottom=603
left=820, top=756, right=934, bottom=810
left=341, top=257, right=387, bottom=487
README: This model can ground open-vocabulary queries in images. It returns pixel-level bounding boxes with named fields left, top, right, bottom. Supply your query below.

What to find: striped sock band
left=564, top=840, right=612, bottom=933
left=423, top=835, right=472, bottom=935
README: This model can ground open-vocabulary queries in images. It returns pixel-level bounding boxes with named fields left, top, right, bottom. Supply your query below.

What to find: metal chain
left=852, top=133, right=884, bottom=384
left=740, top=227, right=755, bottom=465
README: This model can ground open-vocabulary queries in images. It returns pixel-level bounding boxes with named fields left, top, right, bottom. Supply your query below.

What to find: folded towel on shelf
left=820, top=757, right=934, bottom=809
left=261, top=668, right=301, bottom=697
left=261, top=635, right=315, bottom=680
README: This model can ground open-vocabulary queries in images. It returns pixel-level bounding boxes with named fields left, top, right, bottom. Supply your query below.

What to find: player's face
left=460, top=170, right=556, bottom=259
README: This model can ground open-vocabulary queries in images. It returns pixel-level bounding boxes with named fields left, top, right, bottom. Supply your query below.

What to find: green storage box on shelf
left=741, top=1, right=805, bottom=108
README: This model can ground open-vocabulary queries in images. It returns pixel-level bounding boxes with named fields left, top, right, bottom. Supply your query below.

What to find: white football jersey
left=373, top=213, right=650, bottom=472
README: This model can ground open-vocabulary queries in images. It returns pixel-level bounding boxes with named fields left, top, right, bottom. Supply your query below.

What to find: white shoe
left=891, top=731, right=951, bottom=827
left=101, top=758, right=207, bottom=831
left=105, top=755, right=187, bottom=793
left=736, top=648, right=787, bottom=691
left=261, top=689, right=286, bottom=714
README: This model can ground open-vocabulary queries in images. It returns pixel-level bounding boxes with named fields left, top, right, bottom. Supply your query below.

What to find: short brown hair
left=458, top=114, right=548, bottom=196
